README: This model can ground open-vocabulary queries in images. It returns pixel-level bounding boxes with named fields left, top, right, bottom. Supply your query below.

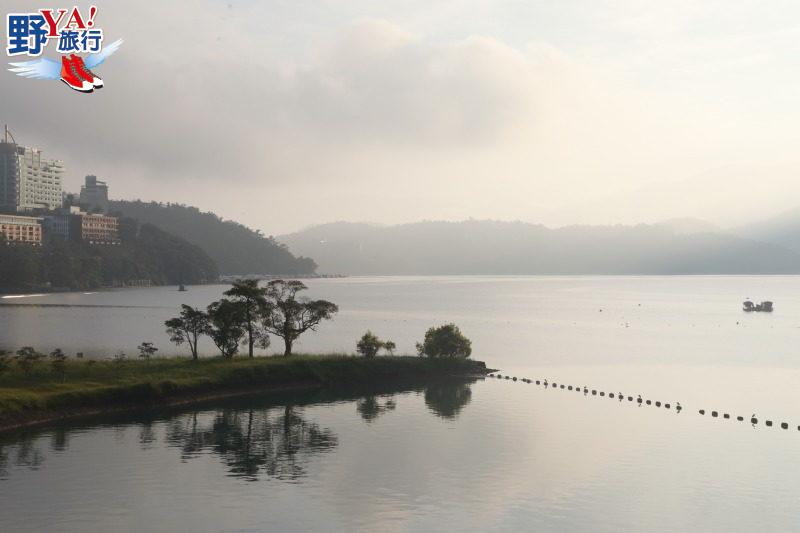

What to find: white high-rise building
left=0, top=126, right=64, bottom=212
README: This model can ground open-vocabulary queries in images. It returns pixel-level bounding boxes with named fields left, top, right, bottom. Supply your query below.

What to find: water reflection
left=0, top=433, right=44, bottom=477
left=425, top=381, right=473, bottom=419
left=356, top=395, right=397, bottom=422
left=165, top=406, right=338, bottom=481
left=0, top=379, right=476, bottom=481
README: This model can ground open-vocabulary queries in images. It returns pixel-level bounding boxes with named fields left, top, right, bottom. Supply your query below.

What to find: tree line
left=165, top=279, right=338, bottom=358
left=166, top=278, right=474, bottom=360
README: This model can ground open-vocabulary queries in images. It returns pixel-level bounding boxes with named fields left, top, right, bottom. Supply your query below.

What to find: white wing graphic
left=83, top=39, right=123, bottom=69
left=7, top=57, right=61, bottom=80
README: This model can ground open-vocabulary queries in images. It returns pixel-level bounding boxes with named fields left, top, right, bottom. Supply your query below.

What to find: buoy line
left=485, top=373, right=681, bottom=412
left=486, top=373, right=796, bottom=432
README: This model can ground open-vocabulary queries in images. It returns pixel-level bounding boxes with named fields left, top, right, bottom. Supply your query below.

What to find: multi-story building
left=71, top=212, right=120, bottom=244
left=0, top=214, right=42, bottom=245
left=43, top=207, right=120, bottom=244
left=79, top=175, right=109, bottom=213
left=43, top=206, right=82, bottom=241
left=0, top=126, right=64, bottom=212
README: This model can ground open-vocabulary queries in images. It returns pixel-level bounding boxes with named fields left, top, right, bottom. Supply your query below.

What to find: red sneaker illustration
left=71, top=55, right=104, bottom=89
left=8, top=39, right=123, bottom=94
left=60, top=55, right=93, bottom=93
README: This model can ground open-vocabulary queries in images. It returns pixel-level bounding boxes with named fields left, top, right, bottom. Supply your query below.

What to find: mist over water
left=2, top=276, right=799, bottom=531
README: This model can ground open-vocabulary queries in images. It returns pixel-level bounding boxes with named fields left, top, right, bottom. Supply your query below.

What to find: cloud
left=3, top=1, right=800, bottom=233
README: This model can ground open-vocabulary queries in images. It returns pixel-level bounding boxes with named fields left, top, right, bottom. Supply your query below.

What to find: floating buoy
left=568, top=385, right=573, bottom=390
left=536, top=380, right=540, bottom=385
left=712, top=411, right=718, bottom=417
left=751, top=418, right=758, bottom=424
left=766, top=420, right=773, bottom=427
left=512, top=377, right=517, bottom=381
left=628, top=396, right=633, bottom=401
left=592, top=390, right=597, bottom=395
left=655, top=401, right=661, bottom=407
left=638, top=398, right=643, bottom=404
left=723, top=413, right=730, bottom=419
left=609, top=393, right=615, bottom=398
left=505, top=376, right=510, bottom=380
left=781, top=422, right=788, bottom=429
left=699, top=409, right=705, bottom=415
left=665, top=404, right=670, bottom=409
left=646, top=400, right=651, bottom=405
left=560, top=384, right=565, bottom=389
left=737, top=416, right=743, bottom=421
left=600, top=391, right=605, bottom=396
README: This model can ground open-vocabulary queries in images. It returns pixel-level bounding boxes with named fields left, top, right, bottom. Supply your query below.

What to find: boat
left=743, top=300, right=772, bottom=312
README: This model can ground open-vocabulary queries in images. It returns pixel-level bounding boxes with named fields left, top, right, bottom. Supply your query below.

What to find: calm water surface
left=1, top=276, right=799, bottom=531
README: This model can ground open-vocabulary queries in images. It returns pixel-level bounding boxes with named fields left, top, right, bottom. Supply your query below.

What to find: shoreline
left=0, top=355, right=488, bottom=435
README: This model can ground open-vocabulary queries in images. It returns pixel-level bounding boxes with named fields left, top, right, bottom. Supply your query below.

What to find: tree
left=15, top=346, right=42, bottom=376
left=165, top=305, right=209, bottom=360
left=224, top=279, right=268, bottom=358
left=0, top=350, right=12, bottom=376
left=138, top=342, right=158, bottom=361
left=259, top=280, right=338, bottom=356
left=416, top=324, right=472, bottom=359
left=356, top=331, right=396, bottom=358
left=383, top=341, right=396, bottom=356
left=207, top=299, right=246, bottom=358
left=49, top=348, right=67, bottom=382
left=356, top=331, right=382, bottom=358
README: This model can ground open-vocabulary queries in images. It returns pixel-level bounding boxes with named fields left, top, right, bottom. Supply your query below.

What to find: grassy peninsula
left=0, top=355, right=487, bottom=432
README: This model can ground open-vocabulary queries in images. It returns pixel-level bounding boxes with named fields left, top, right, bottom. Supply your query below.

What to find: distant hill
left=110, top=200, right=317, bottom=276
left=736, top=208, right=800, bottom=253
left=279, top=220, right=800, bottom=275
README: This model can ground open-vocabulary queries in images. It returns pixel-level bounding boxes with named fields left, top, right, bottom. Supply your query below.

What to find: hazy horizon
left=5, top=1, right=800, bottom=234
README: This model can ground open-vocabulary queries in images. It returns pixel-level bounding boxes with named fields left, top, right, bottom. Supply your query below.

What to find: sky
left=2, top=0, right=800, bottom=234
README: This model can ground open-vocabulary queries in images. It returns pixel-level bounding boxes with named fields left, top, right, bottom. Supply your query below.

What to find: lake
left=1, top=276, right=799, bottom=531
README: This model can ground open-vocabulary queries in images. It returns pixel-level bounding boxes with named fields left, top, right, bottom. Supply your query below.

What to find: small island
left=0, top=279, right=488, bottom=433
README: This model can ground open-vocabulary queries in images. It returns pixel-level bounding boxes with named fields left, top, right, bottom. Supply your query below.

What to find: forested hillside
left=110, top=200, right=316, bottom=275
left=0, top=219, right=218, bottom=292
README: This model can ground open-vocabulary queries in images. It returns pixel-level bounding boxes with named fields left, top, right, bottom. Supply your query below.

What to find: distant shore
left=0, top=355, right=487, bottom=434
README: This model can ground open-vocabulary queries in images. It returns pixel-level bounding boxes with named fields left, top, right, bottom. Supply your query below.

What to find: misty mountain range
left=278, top=215, right=800, bottom=275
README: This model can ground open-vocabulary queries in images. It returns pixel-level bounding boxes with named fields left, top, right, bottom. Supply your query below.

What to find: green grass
left=0, top=355, right=486, bottom=426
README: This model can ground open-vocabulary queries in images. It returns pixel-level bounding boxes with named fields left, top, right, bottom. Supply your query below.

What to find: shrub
left=356, top=331, right=382, bottom=358
left=356, top=331, right=397, bottom=358
left=0, top=351, right=12, bottom=375
left=15, top=346, right=42, bottom=376
left=50, top=348, right=68, bottom=382
left=138, top=342, right=158, bottom=361
left=416, top=324, right=472, bottom=359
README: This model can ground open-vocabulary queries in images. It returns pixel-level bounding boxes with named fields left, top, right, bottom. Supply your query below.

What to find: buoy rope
left=485, top=373, right=797, bottom=431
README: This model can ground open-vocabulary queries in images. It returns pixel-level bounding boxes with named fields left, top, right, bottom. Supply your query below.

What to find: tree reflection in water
left=424, top=381, right=473, bottom=419
left=0, top=378, right=476, bottom=479
left=0, top=432, right=44, bottom=478
left=356, top=395, right=397, bottom=422
left=165, top=405, right=338, bottom=481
